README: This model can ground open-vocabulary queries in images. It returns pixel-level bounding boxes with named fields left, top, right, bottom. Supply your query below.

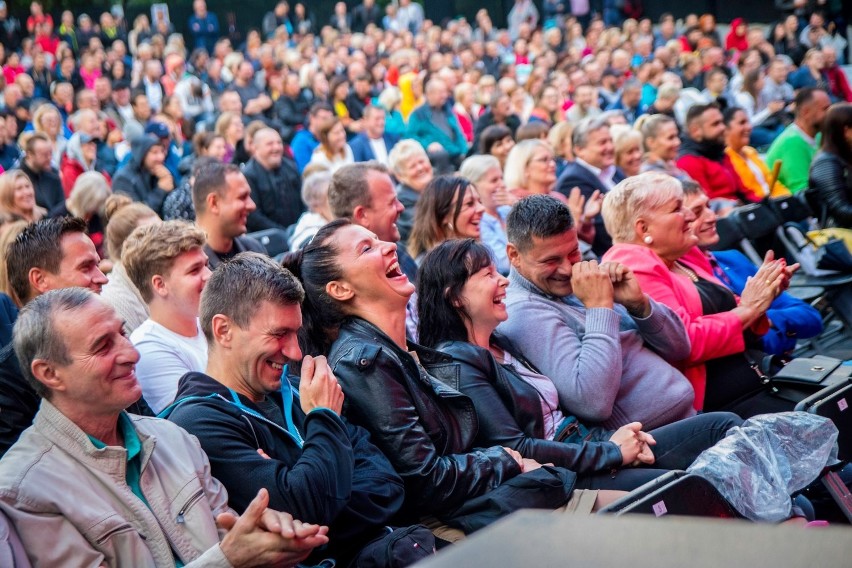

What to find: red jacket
left=60, top=154, right=111, bottom=197
left=677, top=140, right=759, bottom=203
left=825, top=65, right=852, bottom=103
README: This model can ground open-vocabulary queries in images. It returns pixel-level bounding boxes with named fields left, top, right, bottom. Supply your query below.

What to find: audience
left=19, top=132, right=63, bottom=211
left=809, top=102, right=852, bottom=226
left=244, top=127, right=303, bottom=232
left=0, top=169, right=45, bottom=223
left=459, top=155, right=513, bottom=274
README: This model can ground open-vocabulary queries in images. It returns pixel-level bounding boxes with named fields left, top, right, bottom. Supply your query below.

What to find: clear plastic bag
left=686, top=412, right=839, bottom=522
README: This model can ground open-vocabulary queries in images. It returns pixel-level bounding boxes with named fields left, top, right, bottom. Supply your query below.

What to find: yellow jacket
left=725, top=146, right=790, bottom=199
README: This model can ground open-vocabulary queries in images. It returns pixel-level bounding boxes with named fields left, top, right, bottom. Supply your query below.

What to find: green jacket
left=765, top=124, right=821, bottom=193
left=406, top=102, right=469, bottom=158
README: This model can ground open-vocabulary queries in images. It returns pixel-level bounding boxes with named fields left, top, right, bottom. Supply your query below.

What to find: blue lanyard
left=226, top=364, right=304, bottom=447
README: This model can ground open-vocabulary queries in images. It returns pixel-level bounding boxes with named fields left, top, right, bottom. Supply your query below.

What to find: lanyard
left=226, top=364, right=304, bottom=447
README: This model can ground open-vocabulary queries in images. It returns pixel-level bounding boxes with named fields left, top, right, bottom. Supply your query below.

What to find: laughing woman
left=601, top=172, right=798, bottom=418
left=417, top=239, right=741, bottom=490
left=283, top=220, right=622, bottom=538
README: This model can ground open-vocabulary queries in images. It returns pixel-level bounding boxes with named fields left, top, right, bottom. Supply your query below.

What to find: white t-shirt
left=131, top=318, right=208, bottom=414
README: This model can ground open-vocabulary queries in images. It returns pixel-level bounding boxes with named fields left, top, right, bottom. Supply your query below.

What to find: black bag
left=815, top=238, right=852, bottom=273
left=348, top=525, right=436, bottom=568
left=439, top=465, right=576, bottom=534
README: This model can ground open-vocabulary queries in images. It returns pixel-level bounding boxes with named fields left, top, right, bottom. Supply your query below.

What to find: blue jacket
left=290, top=129, right=319, bottom=173
left=349, top=132, right=401, bottom=162
left=712, top=250, right=823, bottom=354
left=165, top=370, right=405, bottom=563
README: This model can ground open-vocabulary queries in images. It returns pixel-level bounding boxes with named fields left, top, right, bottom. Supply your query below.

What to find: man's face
left=364, top=108, right=385, bottom=139
left=133, top=95, right=151, bottom=121
left=698, top=108, right=726, bottom=144
left=40, top=232, right=108, bottom=295
left=426, top=81, right=448, bottom=108
left=508, top=229, right=582, bottom=298
left=805, top=91, right=832, bottom=132
left=238, top=62, right=254, bottom=83
left=159, top=247, right=211, bottom=317
left=143, top=144, right=166, bottom=171
left=113, top=87, right=130, bottom=107
left=706, top=72, right=727, bottom=95
left=216, top=172, right=256, bottom=237
left=27, top=140, right=53, bottom=171
left=254, top=132, right=284, bottom=170
left=43, top=298, right=142, bottom=416
left=768, top=61, right=787, bottom=84
left=230, top=301, right=303, bottom=400
left=622, top=86, right=641, bottom=108
left=94, top=78, right=112, bottom=101
left=361, top=172, right=404, bottom=242
left=574, top=126, right=614, bottom=169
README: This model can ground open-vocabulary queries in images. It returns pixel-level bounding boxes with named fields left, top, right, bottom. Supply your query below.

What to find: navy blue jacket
left=166, top=371, right=404, bottom=560
left=349, top=132, right=401, bottom=163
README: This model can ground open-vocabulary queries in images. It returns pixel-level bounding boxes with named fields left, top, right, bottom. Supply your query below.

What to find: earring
left=643, top=235, right=653, bottom=244
left=446, top=223, right=455, bottom=233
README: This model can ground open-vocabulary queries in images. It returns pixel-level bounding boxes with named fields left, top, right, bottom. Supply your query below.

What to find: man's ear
left=351, top=204, right=368, bottom=227
left=151, top=274, right=167, bottom=298
left=326, top=280, right=354, bottom=302
left=28, top=267, right=51, bottom=296
left=31, top=359, right=63, bottom=393
left=210, top=314, right=233, bottom=347
left=506, top=243, right=521, bottom=270
left=206, top=191, right=219, bottom=215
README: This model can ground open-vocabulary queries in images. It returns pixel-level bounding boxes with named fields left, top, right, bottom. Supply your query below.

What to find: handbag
left=348, top=525, right=436, bottom=568
left=770, top=356, right=849, bottom=388
left=439, top=465, right=576, bottom=534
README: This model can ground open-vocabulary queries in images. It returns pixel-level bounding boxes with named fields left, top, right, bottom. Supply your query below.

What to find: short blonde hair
left=503, top=139, right=551, bottom=189
left=67, top=172, right=111, bottom=219
left=214, top=111, right=242, bottom=137
left=610, top=124, right=643, bottom=163
left=459, top=155, right=500, bottom=185
left=388, top=139, right=428, bottom=178
left=547, top=121, right=574, bottom=159
left=122, top=220, right=206, bottom=303
left=602, top=172, right=684, bottom=243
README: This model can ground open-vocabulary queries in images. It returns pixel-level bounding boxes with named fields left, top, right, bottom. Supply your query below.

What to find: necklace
left=673, top=262, right=699, bottom=282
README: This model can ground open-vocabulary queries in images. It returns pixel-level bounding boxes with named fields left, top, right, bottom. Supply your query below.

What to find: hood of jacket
left=128, top=134, right=161, bottom=170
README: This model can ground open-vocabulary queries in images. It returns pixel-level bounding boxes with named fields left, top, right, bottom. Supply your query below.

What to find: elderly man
left=166, top=253, right=407, bottom=566
left=243, top=128, right=303, bottom=232
left=498, top=195, right=697, bottom=430
left=555, top=116, right=626, bottom=255
left=407, top=78, right=469, bottom=171
left=0, top=217, right=112, bottom=456
left=0, top=288, right=327, bottom=567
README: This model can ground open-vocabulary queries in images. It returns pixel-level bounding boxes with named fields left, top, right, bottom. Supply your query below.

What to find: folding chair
left=246, top=228, right=291, bottom=258
left=598, top=470, right=742, bottom=519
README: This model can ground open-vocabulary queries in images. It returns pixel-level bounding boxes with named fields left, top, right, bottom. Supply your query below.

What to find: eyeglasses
left=530, top=156, right=556, bottom=164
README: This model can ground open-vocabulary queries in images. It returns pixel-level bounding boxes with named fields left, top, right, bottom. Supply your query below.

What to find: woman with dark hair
left=809, top=102, right=852, bottom=227
left=281, top=220, right=623, bottom=537
left=416, top=238, right=741, bottom=487
left=407, top=175, right=485, bottom=262
left=478, top=124, right=515, bottom=169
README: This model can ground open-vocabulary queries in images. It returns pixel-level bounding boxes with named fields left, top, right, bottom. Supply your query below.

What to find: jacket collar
left=343, top=317, right=453, bottom=366
left=34, top=398, right=156, bottom=478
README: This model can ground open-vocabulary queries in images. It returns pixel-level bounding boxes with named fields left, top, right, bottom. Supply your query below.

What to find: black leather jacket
left=430, top=339, right=624, bottom=474
left=328, top=317, right=523, bottom=522
left=810, top=151, right=852, bottom=227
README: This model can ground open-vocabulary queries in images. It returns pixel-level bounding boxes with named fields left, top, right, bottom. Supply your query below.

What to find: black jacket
left=396, top=184, right=420, bottom=246
left=0, top=296, right=37, bottom=459
left=20, top=161, right=64, bottom=211
left=111, top=136, right=172, bottom=216
left=166, top=371, right=404, bottom=561
left=273, top=94, right=310, bottom=143
left=431, top=340, right=623, bottom=473
left=328, top=317, right=523, bottom=523
left=243, top=157, right=304, bottom=231
left=555, top=161, right=626, bottom=256
left=810, top=151, right=852, bottom=228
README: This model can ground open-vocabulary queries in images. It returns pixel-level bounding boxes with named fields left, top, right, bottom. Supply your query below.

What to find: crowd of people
left=0, top=0, right=850, bottom=565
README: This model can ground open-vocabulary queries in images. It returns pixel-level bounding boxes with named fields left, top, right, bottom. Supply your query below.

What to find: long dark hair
left=821, top=103, right=852, bottom=166
left=417, top=239, right=495, bottom=349
left=280, top=218, right=351, bottom=356
left=407, top=176, right=473, bottom=259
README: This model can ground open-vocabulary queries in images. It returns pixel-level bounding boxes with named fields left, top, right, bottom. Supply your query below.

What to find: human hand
left=767, top=100, right=786, bottom=114
left=427, top=142, right=444, bottom=153
left=217, top=488, right=328, bottom=568
left=521, top=458, right=544, bottom=472
left=600, top=262, right=650, bottom=317
left=583, top=190, right=603, bottom=220
left=609, top=423, right=655, bottom=466
left=566, top=187, right=586, bottom=225
left=299, top=355, right=344, bottom=415
left=151, top=165, right=174, bottom=191
left=740, top=252, right=785, bottom=314
left=502, top=446, right=524, bottom=469
left=571, top=260, right=614, bottom=309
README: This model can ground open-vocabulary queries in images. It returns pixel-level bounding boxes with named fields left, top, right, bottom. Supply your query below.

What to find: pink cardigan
left=602, top=244, right=748, bottom=410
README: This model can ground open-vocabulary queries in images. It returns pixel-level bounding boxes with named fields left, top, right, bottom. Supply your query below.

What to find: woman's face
left=647, top=121, right=680, bottom=162
left=446, top=186, right=485, bottom=240
left=12, top=175, right=35, bottom=212
left=207, top=136, right=227, bottom=161
left=617, top=141, right=642, bottom=177
left=685, top=191, right=719, bottom=248
left=227, top=118, right=244, bottom=142
left=328, top=122, right=346, bottom=152
left=489, top=136, right=515, bottom=163
left=332, top=224, right=415, bottom=308
left=475, top=166, right=507, bottom=212
left=641, top=193, right=698, bottom=261
left=460, top=262, right=509, bottom=334
left=725, top=110, right=752, bottom=151
left=540, top=87, right=560, bottom=113
left=41, top=111, right=60, bottom=137
left=81, top=140, right=97, bottom=162
left=524, top=146, right=557, bottom=190
left=334, top=81, right=349, bottom=101
left=399, top=151, right=433, bottom=191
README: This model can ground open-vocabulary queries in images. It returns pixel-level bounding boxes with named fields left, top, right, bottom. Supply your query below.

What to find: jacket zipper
left=176, top=489, right=204, bottom=524
left=96, top=523, right=134, bottom=544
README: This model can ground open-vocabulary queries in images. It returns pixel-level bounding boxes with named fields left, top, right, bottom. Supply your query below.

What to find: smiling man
left=193, top=162, right=266, bottom=269
left=165, top=253, right=405, bottom=566
left=498, top=195, right=696, bottom=431
left=0, top=288, right=327, bottom=567
left=123, top=220, right=212, bottom=413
